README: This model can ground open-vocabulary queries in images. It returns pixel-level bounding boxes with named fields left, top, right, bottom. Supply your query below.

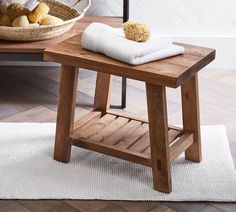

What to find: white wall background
left=67, top=0, right=236, bottom=36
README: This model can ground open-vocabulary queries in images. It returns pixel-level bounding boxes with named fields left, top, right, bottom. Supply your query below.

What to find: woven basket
left=0, top=0, right=91, bottom=41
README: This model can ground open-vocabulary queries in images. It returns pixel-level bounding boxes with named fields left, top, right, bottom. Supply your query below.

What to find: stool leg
left=181, top=74, right=202, bottom=162
left=94, top=72, right=112, bottom=115
left=54, top=65, right=78, bottom=163
left=146, top=83, right=172, bottom=193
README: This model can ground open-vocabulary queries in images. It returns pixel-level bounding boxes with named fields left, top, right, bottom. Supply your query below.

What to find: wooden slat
left=169, top=133, right=194, bottom=162
left=73, top=114, right=102, bottom=138
left=72, top=112, right=187, bottom=167
left=74, top=114, right=116, bottom=140
left=129, top=133, right=150, bottom=153
left=107, top=110, right=149, bottom=123
left=103, top=120, right=142, bottom=145
left=71, top=112, right=193, bottom=166
left=72, top=138, right=151, bottom=167
left=73, top=111, right=102, bottom=131
left=107, top=111, right=183, bottom=132
left=168, top=129, right=182, bottom=144
left=168, top=125, right=183, bottom=132
left=89, top=117, right=129, bottom=142
left=115, top=123, right=149, bottom=149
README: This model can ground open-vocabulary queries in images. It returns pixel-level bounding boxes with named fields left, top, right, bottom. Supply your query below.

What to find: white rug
left=0, top=123, right=236, bottom=201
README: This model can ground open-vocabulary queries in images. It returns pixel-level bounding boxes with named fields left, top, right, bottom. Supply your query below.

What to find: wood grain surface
left=44, top=34, right=215, bottom=88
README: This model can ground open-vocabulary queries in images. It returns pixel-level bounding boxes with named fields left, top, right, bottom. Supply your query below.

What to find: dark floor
left=0, top=66, right=235, bottom=212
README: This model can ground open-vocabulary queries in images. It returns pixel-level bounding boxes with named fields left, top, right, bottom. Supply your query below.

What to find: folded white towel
left=81, top=23, right=185, bottom=65
left=25, top=0, right=39, bottom=11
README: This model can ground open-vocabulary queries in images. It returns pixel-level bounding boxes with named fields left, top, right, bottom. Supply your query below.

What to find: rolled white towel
left=24, top=0, right=39, bottom=11
left=81, top=22, right=185, bottom=65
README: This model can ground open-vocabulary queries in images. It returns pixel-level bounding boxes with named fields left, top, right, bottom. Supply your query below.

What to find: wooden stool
left=44, top=34, right=215, bottom=193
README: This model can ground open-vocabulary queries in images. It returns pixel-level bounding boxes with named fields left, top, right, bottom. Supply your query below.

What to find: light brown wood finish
left=44, top=29, right=215, bottom=193
left=73, top=111, right=102, bottom=130
left=146, top=83, right=172, bottom=193
left=78, top=114, right=116, bottom=139
left=54, top=65, right=78, bottom=163
left=94, top=73, right=112, bottom=115
left=70, top=111, right=185, bottom=169
left=89, top=117, right=129, bottom=142
left=169, top=134, right=194, bottom=162
left=107, top=110, right=183, bottom=132
left=181, top=74, right=202, bottom=162
left=44, top=34, right=215, bottom=88
left=115, top=123, right=149, bottom=149
left=129, top=133, right=150, bottom=152
left=71, top=113, right=151, bottom=166
left=168, top=129, right=183, bottom=144
left=103, top=120, right=142, bottom=145
left=72, top=137, right=151, bottom=167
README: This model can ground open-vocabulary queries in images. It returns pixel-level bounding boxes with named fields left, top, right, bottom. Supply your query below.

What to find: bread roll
left=28, top=2, right=49, bottom=23
left=7, top=3, right=30, bottom=21
left=12, top=15, right=29, bottom=27
left=40, top=15, right=63, bottom=25
left=0, top=0, right=27, bottom=14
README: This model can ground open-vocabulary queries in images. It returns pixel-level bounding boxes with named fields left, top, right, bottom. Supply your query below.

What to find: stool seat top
left=44, top=34, right=215, bottom=88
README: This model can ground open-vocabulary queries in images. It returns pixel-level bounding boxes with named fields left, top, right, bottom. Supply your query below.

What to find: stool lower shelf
left=70, top=111, right=194, bottom=167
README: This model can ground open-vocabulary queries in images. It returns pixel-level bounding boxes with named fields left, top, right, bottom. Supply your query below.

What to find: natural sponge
left=12, top=15, right=29, bottom=27
left=40, top=15, right=63, bottom=25
left=122, top=21, right=151, bottom=42
left=28, top=2, right=49, bottom=23
left=7, top=3, right=30, bottom=21
left=0, top=15, right=12, bottom=26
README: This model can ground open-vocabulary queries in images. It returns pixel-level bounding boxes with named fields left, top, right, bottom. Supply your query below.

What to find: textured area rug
left=0, top=123, right=236, bottom=201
